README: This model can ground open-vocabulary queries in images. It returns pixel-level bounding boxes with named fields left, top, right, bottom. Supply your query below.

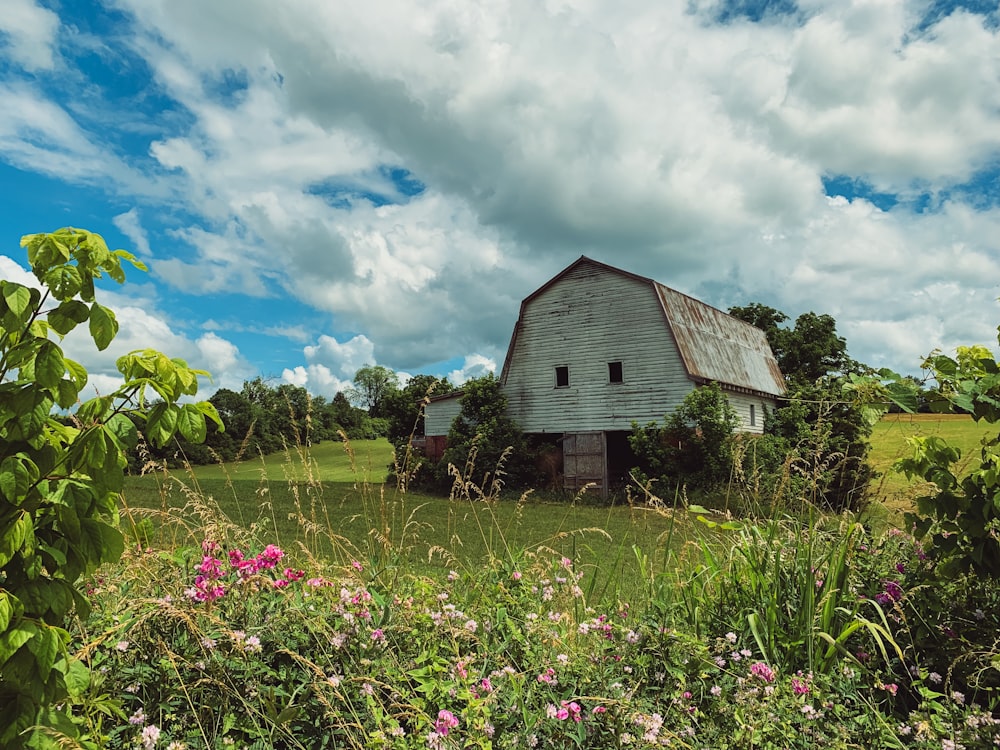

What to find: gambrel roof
left=499, top=256, right=786, bottom=398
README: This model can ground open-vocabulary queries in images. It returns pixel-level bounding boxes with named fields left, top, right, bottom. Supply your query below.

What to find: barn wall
left=725, top=391, right=777, bottom=435
left=424, top=393, right=464, bottom=437
left=503, top=262, right=693, bottom=433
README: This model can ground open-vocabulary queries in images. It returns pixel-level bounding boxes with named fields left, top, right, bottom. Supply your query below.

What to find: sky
left=1, top=0, right=999, bottom=400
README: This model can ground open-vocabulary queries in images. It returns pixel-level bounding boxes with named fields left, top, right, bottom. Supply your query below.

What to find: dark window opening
left=608, top=361, right=623, bottom=383
left=555, top=365, right=569, bottom=388
left=750, top=404, right=756, bottom=427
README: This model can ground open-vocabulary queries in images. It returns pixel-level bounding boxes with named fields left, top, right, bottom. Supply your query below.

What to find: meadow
left=62, top=417, right=1000, bottom=748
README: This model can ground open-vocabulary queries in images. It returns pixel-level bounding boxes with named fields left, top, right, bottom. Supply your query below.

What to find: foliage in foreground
left=66, top=510, right=1000, bottom=749
left=0, top=228, right=219, bottom=748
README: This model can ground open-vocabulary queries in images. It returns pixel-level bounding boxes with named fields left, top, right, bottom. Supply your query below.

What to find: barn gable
left=424, top=256, right=786, bottom=492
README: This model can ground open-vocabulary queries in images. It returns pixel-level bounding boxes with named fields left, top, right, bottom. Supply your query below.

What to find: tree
left=382, top=374, right=452, bottom=448
left=729, top=303, right=873, bottom=512
left=630, top=382, right=741, bottom=490
left=348, top=365, right=399, bottom=418
left=0, top=228, right=220, bottom=747
left=423, top=374, right=535, bottom=493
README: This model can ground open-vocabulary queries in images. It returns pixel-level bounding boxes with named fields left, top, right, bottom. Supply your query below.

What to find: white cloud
left=4, top=0, right=1000, bottom=387
left=447, top=355, right=496, bottom=386
left=113, top=209, right=153, bottom=258
left=0, top=0, right=60, bottom=72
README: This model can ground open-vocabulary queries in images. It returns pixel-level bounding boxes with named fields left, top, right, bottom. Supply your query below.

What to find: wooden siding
left=725, top=391, right=778, bottom=435
left=503, top=262, right=694, bottom=433
left=424, top=393, right=463, bottom=437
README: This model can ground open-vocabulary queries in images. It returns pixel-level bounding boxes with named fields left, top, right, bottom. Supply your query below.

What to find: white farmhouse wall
left=725, top=391, right=777, bottom=435
left=503, top=262, right=694, bottom=433
left=424, top=394, right=463, bottom=436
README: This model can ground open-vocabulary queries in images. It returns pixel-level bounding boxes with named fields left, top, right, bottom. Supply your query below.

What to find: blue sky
left=2, top=0, right=1000, bottom=399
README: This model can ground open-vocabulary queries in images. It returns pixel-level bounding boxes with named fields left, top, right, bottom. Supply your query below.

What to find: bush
left=0, top=228, right=219, bottom=748
left=629, top=382, right=740, bottom=492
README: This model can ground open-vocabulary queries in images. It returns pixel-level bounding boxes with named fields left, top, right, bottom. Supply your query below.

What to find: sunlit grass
left=868, top=414, right=997, bottom=520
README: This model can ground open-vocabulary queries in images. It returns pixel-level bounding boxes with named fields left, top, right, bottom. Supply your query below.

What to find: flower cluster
left=184, top=541, right=306, bottom=603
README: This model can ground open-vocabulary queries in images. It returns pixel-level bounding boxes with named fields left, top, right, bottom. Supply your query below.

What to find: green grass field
left=120, top=415, right=997, bottom=596
left=122, top=438, right=692, bottom=601
left=868, top=413, right=997, bottom=516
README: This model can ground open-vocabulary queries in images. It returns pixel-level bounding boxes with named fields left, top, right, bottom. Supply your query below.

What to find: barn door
left=562, top=431, right=607, bottom=496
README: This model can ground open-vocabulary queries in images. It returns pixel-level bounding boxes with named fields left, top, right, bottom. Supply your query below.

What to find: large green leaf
left=34, top=341, right=64, bottom=389
left=0, top=454, right=39, bottom=504
left=87, top=303, right=118, bottom=351
left=0, top=512, right=32, bottom=568
left=1, top=282, right=31, bottom=320
left=0, top=590, right=23, bottom=634
left=42, top=265, right=83, bottom=302
left=177, top=403, right=207, bottom=443
left=47, top=299, right=90, bottom=336
left=145, top=401, right=179, bottom=448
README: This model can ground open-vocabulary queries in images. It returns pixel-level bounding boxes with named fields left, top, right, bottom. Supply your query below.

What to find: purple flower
left=434, top=710, right=459, bottom=735
left=750, top=662, right=776, bottom=683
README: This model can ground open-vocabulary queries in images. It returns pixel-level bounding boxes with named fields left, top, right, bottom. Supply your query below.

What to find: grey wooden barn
left=424, top=256, right=786, bottom=495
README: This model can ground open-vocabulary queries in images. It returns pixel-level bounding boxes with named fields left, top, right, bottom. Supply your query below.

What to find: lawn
left=868, top=413, right=997, bottom=516
left=122, top=438, right=693, bottom=603
left=119, top=414, right=996, bottom=594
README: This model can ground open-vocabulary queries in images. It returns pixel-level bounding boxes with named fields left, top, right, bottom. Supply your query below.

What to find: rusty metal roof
left=655, top=284, right=786, bottom=397
left=500, top=256, right=786, bottom=397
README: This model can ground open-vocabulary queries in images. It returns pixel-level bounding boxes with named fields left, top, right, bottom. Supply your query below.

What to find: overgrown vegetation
left=3, top=227, right=1000, bottom=748
left=0, top=228, right=219, bottom=748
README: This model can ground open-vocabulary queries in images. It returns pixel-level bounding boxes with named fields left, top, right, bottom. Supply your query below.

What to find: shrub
left=0, top=228, right=219, bottom=748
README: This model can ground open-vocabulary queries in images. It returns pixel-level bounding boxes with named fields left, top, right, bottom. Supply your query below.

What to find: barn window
left=608, top=361, right=623, bottom=383
left=555, top=365, right=569, bottom=388
left=749, top=404, right=756, bottom=427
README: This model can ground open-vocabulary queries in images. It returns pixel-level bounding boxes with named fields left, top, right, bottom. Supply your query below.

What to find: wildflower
left=512, top=571, right=522, bottom=581
left=546, top=704, right=558, bottom=719
left=929, top=671, right=943, bottom=684
left=750, top=662, right=776, bottom=683
left=200, top=636, right=217, bottom=650
left=426, top=730, right=444, bottom=750
left=115, top=640, right=130, bottom=652
left=371, top=628, right=385, bottom=642
left=245, top=635, right=261, bottom=653
left=464, top=619, right=478, bottom=633
left=725, top=632, right=738, bottom=643
left=447, top=570, right=459, bottom=581
left=710, top=685, right=722, bottom=697
left=557, top=653, right=569, bottom=664
left=625, top=630, right=640, bottom=644
left=480, top=678, right=493, bottom=693
left=351, top=560, right=363, bottom=572
left=791, top=676, right=810, bottom=695
left=563, top=701, right=582, bottom=722
left=592, top=705, right=607, bottom=715
left=882, top=683, right=899, bottom=696
left=167, top=743, right=186, bottom=750
left=555, top=706, right=569, bottom=720
left=435, top=710, right=459, bottom=736
left=951, top=691, right=966, bottom=705
left=361, top=683, right=375, bottom=696
left=898, top=724, right=912, bottom=736
left=140, top=725, right=160, bottom=749
left=328, top=673, right=343, bottom=687
left=800, top=705, right=817, bottom=719
left=536, top=668, right=557, bottom=684
left=129, top=708, right=146, bottom=725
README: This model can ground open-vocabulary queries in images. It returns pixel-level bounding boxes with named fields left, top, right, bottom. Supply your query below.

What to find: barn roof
left=500, top=256, right=786, bottom=397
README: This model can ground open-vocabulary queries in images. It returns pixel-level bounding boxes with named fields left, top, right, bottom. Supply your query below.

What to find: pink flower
left=434, top=710, right=459, bottom=736
left=351, top=560, right=364, bottom=572
left=371, top=628, right=385, bottom=642
left=750, top=662, right=776, bottom=683
left=792, top=676, right=810, bottom=695
left=512, top=571, right=522, bottom=581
